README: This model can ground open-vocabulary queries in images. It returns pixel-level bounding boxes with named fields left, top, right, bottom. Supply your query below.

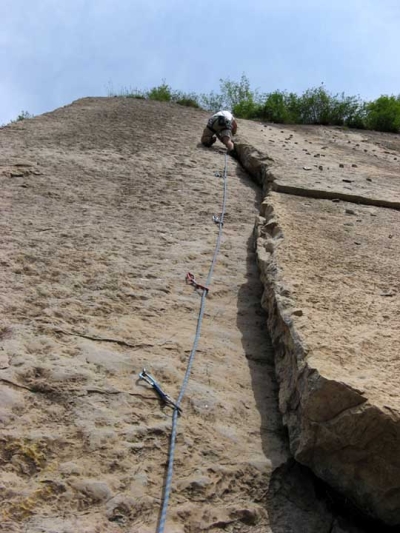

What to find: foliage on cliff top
left=108, top=75, right=400, bottom=134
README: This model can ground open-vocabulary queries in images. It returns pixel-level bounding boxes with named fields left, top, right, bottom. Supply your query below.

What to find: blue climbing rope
left=156, top=153, right=228, bottom=533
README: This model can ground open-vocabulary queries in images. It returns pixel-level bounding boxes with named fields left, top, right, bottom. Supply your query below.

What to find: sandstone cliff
left=0, top=98, right=398, bottom=532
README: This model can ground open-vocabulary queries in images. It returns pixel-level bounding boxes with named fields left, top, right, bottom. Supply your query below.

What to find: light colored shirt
left=213, top=110, right=234, bottom=121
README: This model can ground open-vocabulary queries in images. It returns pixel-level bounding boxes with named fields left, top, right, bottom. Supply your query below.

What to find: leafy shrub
left=328, top=93, right=361, bottom=126
left=175, top=97, right=200, bottom=108
left=108, top=75, right=400, bottom=135
left=257, top=87, right=366, bottom=128
left=232, top=99, right=261, bottom=119
left=365, top=95, right=400, bottom=133
left=299, top=87, right=360, bottom=125
left=171, top=90, right=199, bottom=108
left=126, top=92, right=146, bottom=99
left=220, top=74, right=255, bottom=107
left=219, top=74, right=261, bottom=118
left=297, top=86, right=333, bottom=124
left=15, top=110, right=34, bottom=121
left=200, top=91, right=224, bottom=113
left=260, top=91, right=300, bottom=123
left=344, top=101, right=367, bottom=129
left=147, top=81, right=173, bottom=102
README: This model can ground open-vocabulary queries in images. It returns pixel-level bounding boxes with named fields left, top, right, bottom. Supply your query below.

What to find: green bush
left=126, top=92, right=146, bottom=99
left=298, top=86, right=333, bottom=124
left=232, top=99, right=260, bottom=119
left=258, top=87, right=366, bottom=128
left=15, top=110, right=34, bottom=121
left=344, top=101, right=367, bottom=129
left=171, top=90, right=200, bottom=108
left=200, top=91, right=224, bottom=113
left=365, top=95, right=400, bottom=133
left=1, top=110, right=34, bottom=127
left=107, top=75, right=400, bottom=135
left=328, top=93, right=360, bottom=126
left=219, top=74, right=261, bottom=118
left=147, top=81, right=173, bottom=102
left=260, top=91, right=299, bottom=123
left=175, top=97, right=200, bottom=108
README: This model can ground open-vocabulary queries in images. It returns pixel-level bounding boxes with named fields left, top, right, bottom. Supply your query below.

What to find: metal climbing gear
left=186, top=272, right=209, bottom=293
left=139, top=369, right=182, bottom=414
left=213, top=214, right=223, bottom=226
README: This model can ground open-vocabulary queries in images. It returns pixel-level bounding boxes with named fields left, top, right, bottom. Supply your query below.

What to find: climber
left=201, top=110, right=238, bottom=156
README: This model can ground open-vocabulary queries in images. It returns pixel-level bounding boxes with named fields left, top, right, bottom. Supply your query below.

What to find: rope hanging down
left=156, top=153, right=228, bottom=533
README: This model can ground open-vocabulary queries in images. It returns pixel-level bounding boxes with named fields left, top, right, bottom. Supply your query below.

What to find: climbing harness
left=156, top=153, right=228, bottom=533
left=138, top=369, right=182, bottom=414
left=207, top=114, right=233, bottom=134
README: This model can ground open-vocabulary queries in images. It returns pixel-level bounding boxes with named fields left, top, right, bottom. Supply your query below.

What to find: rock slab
left=236, top=130, right=400, bottom=526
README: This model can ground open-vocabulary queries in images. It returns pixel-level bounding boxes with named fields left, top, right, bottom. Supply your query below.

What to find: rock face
left=1, top=98, right=398, bottom=531
left=236, top=124, right=400, bottom=525
left=1, top=98, right=339, bottom=532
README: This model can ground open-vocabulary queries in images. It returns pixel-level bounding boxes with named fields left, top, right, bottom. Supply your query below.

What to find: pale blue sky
left=1, top=0, right=400, bottom=124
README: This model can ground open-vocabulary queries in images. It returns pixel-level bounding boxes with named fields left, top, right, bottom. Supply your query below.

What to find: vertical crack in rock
left=235, top=140, right=400, bottom=527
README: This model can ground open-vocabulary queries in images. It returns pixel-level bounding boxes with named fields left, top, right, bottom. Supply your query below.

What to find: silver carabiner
left=138, top=369, right=182, bottom=414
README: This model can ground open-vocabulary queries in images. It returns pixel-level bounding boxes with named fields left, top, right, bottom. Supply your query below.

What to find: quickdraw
left=213, top=214, right=223, bottom=226
left=186, top=272, right=209, bottom=293
left=139, top=369, right=182, bottom=414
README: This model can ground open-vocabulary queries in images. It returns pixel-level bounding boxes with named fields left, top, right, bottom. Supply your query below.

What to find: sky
left=1, top=0, right=400, bottom=124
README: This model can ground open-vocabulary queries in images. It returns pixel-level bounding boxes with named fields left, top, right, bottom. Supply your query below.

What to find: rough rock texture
left=236, top=123, right=400, bottom=525
left=241, top=122, right=400, bottom=206
left=0, top=98, right=363, bottom=532
left=1, top=98, right=398, bottom=531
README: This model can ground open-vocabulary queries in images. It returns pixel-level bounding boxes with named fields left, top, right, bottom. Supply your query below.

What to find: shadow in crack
left=267, top=461, right=399, bottom=533
left=232, top=158, right=263, bottom=209
left=234, top=164, right=289, bottom=467
left=234, top=193, right=396, bottom=532
left=235, top=230, right=365, bottom=533
left=266, top=460, right=338, bottom=533
left=235, top=230, right=328, bottom=530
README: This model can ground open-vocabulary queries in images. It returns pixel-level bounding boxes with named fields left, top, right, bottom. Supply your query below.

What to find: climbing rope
left=156, top=153, right=228, bottom=533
